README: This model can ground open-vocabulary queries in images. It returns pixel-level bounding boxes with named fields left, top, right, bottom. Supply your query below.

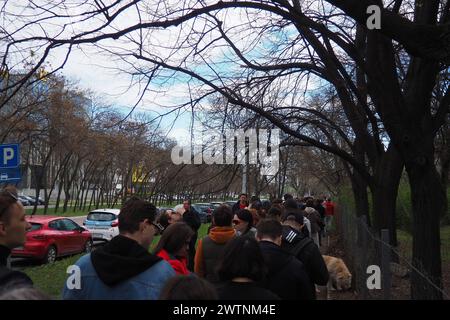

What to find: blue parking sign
left=0, top=144, right=21, bottom=183
left=0, top=167, right=21, bottom=182
left=0, top=144, right=19, bottom=168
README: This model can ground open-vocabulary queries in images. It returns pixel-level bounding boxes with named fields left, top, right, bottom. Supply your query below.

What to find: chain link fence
left=335, top=203, right=449, bottom=300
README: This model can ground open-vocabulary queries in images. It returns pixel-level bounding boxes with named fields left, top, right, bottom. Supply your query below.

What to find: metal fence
left=335, top=203, right=449, bottom=300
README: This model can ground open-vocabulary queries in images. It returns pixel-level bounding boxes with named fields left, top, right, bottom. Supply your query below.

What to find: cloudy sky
left=49, top=44, right=194, bottom=144
left=3, top=1, right=298, bottom=146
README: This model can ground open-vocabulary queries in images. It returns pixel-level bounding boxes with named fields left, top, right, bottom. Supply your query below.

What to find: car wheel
left=43, top=245, right=57, bottom=264
left=84, top=239, right=93, bottom=253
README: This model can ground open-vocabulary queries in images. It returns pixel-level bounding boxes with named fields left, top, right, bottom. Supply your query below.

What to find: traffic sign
left=0, top=144, right=21, bottom=183
left=0, top=144, right=19, bottom=168
left=0, top=167, right=21, bottom=182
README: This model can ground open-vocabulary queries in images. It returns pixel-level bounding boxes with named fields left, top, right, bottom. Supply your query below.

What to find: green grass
left=23, top=223, right=212, bottom=299
left=23, top=253, right=83, bottom=299
left=397, top=226, right=450, bottom=263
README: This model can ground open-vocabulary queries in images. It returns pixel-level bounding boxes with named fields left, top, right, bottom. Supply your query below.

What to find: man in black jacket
left=182, top=199, right=201, bottom=271
left=0, top=187, right=34, bottom=293
left=256, top=219, right=314, bottom=300
left=281, top=211, right=329, bottom=299
left=232, top=193, right=248, bottom=214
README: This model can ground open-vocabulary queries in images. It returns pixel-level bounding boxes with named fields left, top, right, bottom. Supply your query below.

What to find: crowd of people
left=0, top=186, right=337, bottom=300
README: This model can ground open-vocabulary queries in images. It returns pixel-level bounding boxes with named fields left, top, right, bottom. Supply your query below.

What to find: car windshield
left=87, top=212, right=116, bottom=221
left=29, top=223, right=42, bottom=231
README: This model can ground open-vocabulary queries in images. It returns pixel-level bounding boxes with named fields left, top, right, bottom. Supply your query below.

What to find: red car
left=11, top=216, right=93, bottom=264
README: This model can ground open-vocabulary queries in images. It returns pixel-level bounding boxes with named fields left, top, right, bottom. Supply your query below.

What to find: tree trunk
left=62, top=179, right=70, bottom=212
left=406, top=152, right=445, bottom=300
left=82, top=183, right=90, bottom=211
left=372, top=145, right=403, bottom=240
left=79, top=164, right=95, bottom=210
left=347, top=137, right=371, bottom=220
left=437, top=126, right=449, bottom=219
left=43, top=188, right=48, bottom=215
left=33, top=145, right=54, bottom=214
left=54, top=170, right=65, bottom=214
left=349, top=171, right=370, bottom=219
left=371, top=144, right=404, bottom=263
left=88, top=185, right=96, bottom=211
left=63, top=157, right=82, bottom=212
left=46, top=152, right=72, bottom=213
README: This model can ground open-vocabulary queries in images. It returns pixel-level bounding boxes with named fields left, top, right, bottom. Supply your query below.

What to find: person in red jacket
left=154, top=222, right=194, bottom=275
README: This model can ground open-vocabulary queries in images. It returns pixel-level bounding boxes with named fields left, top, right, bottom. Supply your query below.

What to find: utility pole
left=242, top=163, right=247, bottom=195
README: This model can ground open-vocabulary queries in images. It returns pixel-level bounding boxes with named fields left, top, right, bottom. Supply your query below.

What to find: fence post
left=381, top=229, right=391, bottom=300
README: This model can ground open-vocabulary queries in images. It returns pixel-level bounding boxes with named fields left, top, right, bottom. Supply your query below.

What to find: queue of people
left=0, top=187, right=335, bottom=300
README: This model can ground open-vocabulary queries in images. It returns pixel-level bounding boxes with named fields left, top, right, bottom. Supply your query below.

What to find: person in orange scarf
left=194, top=205, right=236, bottom=284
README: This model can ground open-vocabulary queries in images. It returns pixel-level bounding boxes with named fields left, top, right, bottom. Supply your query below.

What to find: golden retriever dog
left=322, top=255, right=352, bottom=292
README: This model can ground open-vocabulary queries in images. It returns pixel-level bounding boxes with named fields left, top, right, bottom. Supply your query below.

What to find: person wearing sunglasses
left=154, top=222, right=194, bottom=275
left=63, top=196, right=175, bottom=300
left=233, top=209, right=256, bottom=239
left=0, top=186, right=34, bottom=291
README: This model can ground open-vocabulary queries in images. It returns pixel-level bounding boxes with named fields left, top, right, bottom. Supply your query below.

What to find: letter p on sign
left=3, top=148, right=14, bottom=165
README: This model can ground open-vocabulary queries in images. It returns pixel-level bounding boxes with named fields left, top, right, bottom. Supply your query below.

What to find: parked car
left=191, top=203, right=213, bottom=223
left=20, top=195, right=37, bottom=206
left=17, top=195, right=31, bottom=206
left=11, top=216, right=92, bottom=264
left=210, top=202, right=223, bottom=210
left=83, top=209, right=120, bottom=242
left=225, top=200, right=237, bottom=207
left=24, top=195, right=46, bottom=205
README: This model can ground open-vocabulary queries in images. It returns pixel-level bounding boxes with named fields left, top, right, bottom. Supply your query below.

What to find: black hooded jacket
left=183, top=206, right=201, bottom=232
left=90, top=235, right=162, bottom=286
left=259, top=241, right=314, bottom=300
left=281, top=225, right=329, bottom=294
left=0, top=245, right=33, bottom=292
left=182, top=206, right=201, bottom=271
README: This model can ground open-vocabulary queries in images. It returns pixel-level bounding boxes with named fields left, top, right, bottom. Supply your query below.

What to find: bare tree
left=0, top=0, right=448, bottom=299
